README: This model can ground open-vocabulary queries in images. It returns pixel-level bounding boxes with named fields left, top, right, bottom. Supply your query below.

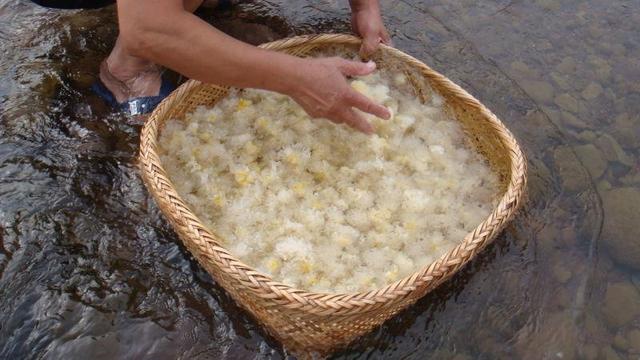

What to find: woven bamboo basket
left=139, top=34, right=527, bottom=357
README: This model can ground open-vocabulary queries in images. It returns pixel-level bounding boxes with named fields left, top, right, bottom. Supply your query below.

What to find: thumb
left=337, top=59, right=377, bottom=77
left=359, top=35, right=380, bottom=59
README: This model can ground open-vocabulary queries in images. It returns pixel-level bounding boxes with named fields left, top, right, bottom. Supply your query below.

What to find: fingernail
left=365, top=60, right=376, bottom=70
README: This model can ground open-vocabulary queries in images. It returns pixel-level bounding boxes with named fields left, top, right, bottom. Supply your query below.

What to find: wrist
left=263, top=53, right=308, bottom=96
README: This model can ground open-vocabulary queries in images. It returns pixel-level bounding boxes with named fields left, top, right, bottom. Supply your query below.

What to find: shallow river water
left=1, top=0, right=639, bottom=359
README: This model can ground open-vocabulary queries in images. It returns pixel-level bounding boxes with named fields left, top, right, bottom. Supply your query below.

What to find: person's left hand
left=350, top=1, right=392, bottom=58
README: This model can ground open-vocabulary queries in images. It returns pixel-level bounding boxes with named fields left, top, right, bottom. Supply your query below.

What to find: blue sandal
left=91, top=74, right=176, bottom=116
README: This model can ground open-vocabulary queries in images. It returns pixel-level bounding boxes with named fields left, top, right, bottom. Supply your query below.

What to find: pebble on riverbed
left=581, top=82, right=603, bottom=100
left=601, top=282, right=640, bottom=328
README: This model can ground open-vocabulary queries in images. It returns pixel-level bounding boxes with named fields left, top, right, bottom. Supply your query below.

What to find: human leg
left=97, top=0, right=208, bottom=113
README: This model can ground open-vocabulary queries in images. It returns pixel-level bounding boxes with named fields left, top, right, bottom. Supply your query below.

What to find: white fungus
left=158, top=69, right=500, bottom=293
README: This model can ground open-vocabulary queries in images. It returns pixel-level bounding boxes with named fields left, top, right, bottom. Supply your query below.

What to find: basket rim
left=139, top=33, right=527, bottom=315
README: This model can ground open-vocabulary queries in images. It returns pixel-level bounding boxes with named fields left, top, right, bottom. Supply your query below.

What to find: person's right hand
left=286, top=57, right=391, bottom=134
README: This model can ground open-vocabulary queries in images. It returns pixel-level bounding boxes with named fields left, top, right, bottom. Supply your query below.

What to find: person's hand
left=287, top=57, right=391, bottom=134
left=350, top=0, right=392, bottom=58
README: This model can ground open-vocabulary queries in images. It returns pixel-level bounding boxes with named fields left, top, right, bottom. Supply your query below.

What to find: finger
left=337, top=108, right=374, bottom=134
left=347, top=90, right=391, bottom=120
left=359, top=35, right=380, bottom=58
left=336, top=58, right=377, bottom=77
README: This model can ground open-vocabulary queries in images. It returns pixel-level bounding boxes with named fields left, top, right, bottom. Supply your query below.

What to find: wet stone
left=611, top=43, right=627, bottom=57
left=536, top=0, right=561, bottom=11
left=597, top=180, right=612, bottom=194
left=551, top=72, right=571, bottom=90
left=581, top=82, right=603, bottom=100
left=601, top=188, right=640, bottom=270
left=613, top=333, right=629, bottom=351
left=594, top=134, right=634, bottom=167
left=451, top=353, right=472, bottom=360
left=536, top=224, right=560, bottom=254
left=555, top=93, right=579, bottom=113
left=574, top=144, right=608, bottom=178
left=621, top=172, right=640, bottom=186
left=553, top=146, right=588, bottom=192
left=602, top=346, right=622, bottom=360
left=559, top=226, right=577, bottom=247
left=551, top=286, right=571, bottom=310
left=578, top=130, right=597, bottom=142
left=552, top=263, right=572, bottom=283
left=594, top=61, right=612, bottom=81
left=510, top=60, right=539, bottom=78
left=585, top=313, right=606, bottom=338
left=556, top=57, right=577, bottom=74
left=588, top=24, right=605, bottom=39
left=633, top=273, right=640, bottom=291
left=583, top=344, right=599, bottom=360
left=562, top=111, right=588, bottom=129
left=601, top=282, right=640, bottom=328
left=627, top=329, right=640, bottom=352
left=521, top=79, right=554, bottom=103
left=612, top=113, right=640, bottom=150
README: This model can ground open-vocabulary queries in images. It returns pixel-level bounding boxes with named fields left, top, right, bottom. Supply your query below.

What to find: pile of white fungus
left=158, top=70, right=499, bottom=293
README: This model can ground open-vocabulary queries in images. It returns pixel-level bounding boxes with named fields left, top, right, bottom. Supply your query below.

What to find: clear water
left=0, top=0, right=638, bottom=358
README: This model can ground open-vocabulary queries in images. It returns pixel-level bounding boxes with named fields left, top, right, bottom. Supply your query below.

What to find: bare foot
left=98, top=37, right=162, bottom=104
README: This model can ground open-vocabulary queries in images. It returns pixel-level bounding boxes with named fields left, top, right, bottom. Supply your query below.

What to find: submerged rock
left=553, top=146, right=588, bottom=192
left=594, top=134, right=634, bottom=167
left=601, top=188, right=640, bottom=270
left=597, top=180, right=612, bottom=194
left=521, top=79, right=554, bottom=103
left=620, top=172, right=640, bottom=186
left=556, top=56, right=577, bottom=74
left=574, top=144, right=608, bottom=179
left=583, top=344, right=599, bottom=360
left=551, top=72, right=571, bottom=90
left=612, top=113, right=640, bottom=150
left=562, top=111, right=588, bottom=129
left=581, top=82, right=603, bottom=100
left=510, top=60, right=539, bottom=78
left=555, top=93, right=579, bottom=113
left=552, top=263, right=572, bottom=283
left=612, top=333, right=629, bottom=351
left=602, top=346, right=622, bottom=360
left=627, top=329, right=640, bottom=352
left=578, top=130, right=597, bottom=142
left=601, top=282, right=640, bottom=328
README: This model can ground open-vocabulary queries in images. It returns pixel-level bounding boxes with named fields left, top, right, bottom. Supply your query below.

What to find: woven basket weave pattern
left=139, top=34, right=527, bottom=356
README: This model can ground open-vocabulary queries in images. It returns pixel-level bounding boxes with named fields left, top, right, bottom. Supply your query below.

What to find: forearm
left=349, top=0, right=380, bottom=12
left=117, top=1, right=303, bottom=94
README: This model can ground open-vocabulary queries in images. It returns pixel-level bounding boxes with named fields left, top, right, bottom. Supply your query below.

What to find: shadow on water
left=0, top=0, right=638, bottom=359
